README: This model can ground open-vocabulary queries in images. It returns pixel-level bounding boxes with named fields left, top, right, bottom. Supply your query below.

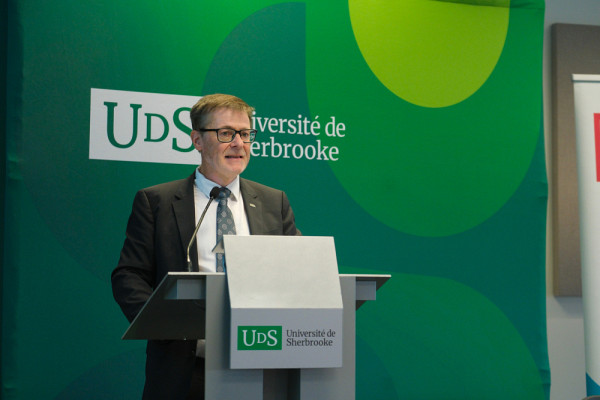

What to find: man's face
left=191, top=108, right=252, bottom=186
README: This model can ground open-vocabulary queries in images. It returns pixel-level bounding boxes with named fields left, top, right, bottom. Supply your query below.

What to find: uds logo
left=237, top=326, right=282, bottom=351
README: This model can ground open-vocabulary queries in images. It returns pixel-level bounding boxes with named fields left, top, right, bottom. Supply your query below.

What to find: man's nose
left=231, top=132, right=245, bottom=146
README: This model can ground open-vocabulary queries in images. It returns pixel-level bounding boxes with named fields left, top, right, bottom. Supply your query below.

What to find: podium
left=123, top=236, right=390, bottom=400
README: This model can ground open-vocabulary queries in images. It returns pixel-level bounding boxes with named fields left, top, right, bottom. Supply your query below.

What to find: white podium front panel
left=221, top=235, right=343, bottom=369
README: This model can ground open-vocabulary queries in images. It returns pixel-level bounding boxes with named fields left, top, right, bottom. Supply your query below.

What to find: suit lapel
left=240, top=178, right=265, bottom=234
left=173, top=173, right=198, bottom=271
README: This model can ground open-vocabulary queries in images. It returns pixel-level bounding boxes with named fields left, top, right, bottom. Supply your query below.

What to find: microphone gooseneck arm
left=186, top=186, right=222, bottom=272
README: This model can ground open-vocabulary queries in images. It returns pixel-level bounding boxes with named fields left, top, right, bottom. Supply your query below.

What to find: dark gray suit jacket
left=111, top=172, right=299, bottom=399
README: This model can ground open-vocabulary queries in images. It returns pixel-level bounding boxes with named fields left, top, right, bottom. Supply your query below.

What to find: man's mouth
left=225, top=155, right=244, bottom=159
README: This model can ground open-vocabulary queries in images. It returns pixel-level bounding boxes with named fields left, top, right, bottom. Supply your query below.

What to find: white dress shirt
left=193, top=169, right=250, bottom=272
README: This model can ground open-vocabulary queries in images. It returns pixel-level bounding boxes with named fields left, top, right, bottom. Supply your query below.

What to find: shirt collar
left=194, top=169, right=240, bottom=201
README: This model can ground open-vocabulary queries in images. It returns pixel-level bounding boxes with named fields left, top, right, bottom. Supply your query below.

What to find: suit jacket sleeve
left=281, top=191, right=301, bottom=236
left=111, top=189, right=157, bottom=323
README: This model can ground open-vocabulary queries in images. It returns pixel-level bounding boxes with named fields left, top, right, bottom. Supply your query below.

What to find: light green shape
left=349, top=0, right=510, bottom=108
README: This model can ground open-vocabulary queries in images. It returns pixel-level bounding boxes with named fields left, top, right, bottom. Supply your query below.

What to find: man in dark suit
left=111, top=94, right=300, bottom=399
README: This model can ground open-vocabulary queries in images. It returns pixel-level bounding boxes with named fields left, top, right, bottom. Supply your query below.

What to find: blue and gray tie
left=216, top=188, right=236, bottom=272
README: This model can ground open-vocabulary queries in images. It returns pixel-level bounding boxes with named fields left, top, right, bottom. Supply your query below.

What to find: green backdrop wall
left=3, top=0, right=549, bottom=398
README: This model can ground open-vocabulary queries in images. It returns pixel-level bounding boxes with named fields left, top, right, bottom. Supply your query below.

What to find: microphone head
left=209, top=186, right=221, bottom=199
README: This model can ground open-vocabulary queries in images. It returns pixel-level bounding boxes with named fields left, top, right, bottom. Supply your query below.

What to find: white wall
left=544, top=0, right=600, bottom=399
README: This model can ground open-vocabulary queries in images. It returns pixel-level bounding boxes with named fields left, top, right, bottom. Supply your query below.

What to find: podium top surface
left=121, top=272, right=218, bottom=340
left=122, top=271, right=391, bottom=340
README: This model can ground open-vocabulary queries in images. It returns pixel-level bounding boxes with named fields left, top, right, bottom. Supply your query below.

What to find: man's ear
left=190, top=130, right=202, bottom=151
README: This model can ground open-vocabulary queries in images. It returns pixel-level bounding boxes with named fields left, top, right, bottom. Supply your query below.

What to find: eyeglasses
left=199, top=128, right=257, bottom=143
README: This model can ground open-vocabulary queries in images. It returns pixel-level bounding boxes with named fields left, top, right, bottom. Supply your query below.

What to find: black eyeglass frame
left=198, top=128, right=257, bottom=143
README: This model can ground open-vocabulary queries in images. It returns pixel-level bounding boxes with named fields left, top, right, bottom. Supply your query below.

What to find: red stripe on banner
left=596, top=114, right=600, bottom=182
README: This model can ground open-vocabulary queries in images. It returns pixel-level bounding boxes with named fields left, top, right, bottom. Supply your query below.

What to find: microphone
left=186, top=186, right=222, bottom=272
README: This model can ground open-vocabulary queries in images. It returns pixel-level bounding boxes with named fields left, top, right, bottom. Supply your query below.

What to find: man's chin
left=224, top=159, right=248, bottom=172
left=224, top=165, right=247, bottom=179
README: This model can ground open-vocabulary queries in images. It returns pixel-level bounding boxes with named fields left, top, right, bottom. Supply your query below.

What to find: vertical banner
left=573, top=74, right=600, bottom=396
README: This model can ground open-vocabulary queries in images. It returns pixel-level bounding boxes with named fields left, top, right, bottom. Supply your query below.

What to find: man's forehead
left=206, top=107, right=251, bottom=125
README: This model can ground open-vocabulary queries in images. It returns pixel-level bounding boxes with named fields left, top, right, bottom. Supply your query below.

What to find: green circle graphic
left=357, top=274, right=545, bottom=399
left=349, top=0, right=510, bottom=108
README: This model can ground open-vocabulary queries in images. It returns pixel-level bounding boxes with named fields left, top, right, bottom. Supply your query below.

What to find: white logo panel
left=89, top=88, right=201, bottom=165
